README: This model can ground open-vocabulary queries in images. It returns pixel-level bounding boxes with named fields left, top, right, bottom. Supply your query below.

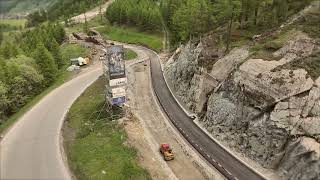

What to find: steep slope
left=164, top=2, right=320, bottom=179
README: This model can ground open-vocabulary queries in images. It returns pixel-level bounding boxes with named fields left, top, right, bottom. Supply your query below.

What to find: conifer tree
left=32, top=43, right=58, bottom=85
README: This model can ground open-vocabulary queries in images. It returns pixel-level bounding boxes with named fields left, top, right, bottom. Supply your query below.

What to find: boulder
left=273, top=33, right=317, bottom=59
left=210, top=47, right=249, bottom=82
left=235, top=64, right=314, bottom=108
left=302, top=86, right=320, bottom=117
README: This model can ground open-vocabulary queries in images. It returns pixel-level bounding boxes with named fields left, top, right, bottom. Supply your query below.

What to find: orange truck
left=160, top=143, right=174, bottom=161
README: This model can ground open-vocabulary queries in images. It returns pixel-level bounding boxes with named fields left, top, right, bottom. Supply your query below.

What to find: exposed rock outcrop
left=164, top=42, right=202, bottom=111
left=234, top=66, right=314, bottom=109
left=164, top=44, right=249, bottom=112
left=165, top=31, right=320, bottom=179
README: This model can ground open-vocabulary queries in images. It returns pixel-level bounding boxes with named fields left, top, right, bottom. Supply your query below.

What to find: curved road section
left=143, top=48, right=264, bottom=180
left=0, top=66, right=102, bottom=179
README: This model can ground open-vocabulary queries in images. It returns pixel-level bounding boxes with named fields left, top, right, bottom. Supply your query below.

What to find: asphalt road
left=0, top=66, right=102, bottom=180
left=142, top=48, right=265, bottom=180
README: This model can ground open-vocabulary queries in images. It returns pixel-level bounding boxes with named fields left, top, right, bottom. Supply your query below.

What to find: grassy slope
left=65, top=15, right=163, bottom=52
left=0, top=43, right=88, bottom=134
left=0, top=19, right=27, bottom=27
left=124, top=48, right=138, bottom=60
left=61, top=43, right=89, bottom=60
left=97, top=26, right=162, bottom=52
left=64, top=76, right=150, bottom=180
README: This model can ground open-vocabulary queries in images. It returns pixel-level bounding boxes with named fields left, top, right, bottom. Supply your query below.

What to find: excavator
left=160, top=143, right=174, bottom=161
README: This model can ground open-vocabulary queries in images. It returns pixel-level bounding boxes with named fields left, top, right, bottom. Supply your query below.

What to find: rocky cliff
left=164, top=29, right=320, bottom=179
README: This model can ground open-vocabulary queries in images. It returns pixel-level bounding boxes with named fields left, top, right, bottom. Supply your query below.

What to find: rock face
left=165, top=32, right=320, bottom=179
left=234, top=63, right=314, bottom=109
left=164, top=43, right=249, bottom=112
left=164, top=42, right=203, bottom=111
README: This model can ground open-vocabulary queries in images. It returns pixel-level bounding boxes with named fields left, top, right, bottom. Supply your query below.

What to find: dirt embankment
left=69, top=0, right=115, bottom=24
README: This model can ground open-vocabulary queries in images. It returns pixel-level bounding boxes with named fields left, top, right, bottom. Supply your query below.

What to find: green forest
left=0, top=23, right=65, bottom=125
left=106, top=0, right=163, bottom=32
left=106, top=0, right=312, bottom=44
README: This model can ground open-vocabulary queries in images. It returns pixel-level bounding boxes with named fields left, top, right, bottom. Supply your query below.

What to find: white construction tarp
left=109, top=78, right=127, bottom=87
left=107, top=87, right=126, bottom=98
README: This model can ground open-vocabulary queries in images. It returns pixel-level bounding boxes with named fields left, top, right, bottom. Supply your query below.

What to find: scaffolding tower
left=103, top=45, right=127, bottom=106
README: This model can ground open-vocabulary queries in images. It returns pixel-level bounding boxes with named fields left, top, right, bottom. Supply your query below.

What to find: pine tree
left=47, top=38, right=64, bottom=69
left=0, top=31, right=3, bottom=45
left=0, top=81, right=8, bottom=122
left=0, top=41, right=19, bottom=59
left=0, top=58, right=7, bottom=82
left=32, top=43, right=58, bottom=85
left=172, top=0, right=212, bottom=41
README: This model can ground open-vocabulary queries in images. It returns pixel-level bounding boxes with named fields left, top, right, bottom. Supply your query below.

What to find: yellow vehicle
left=70, top=57, right=90, bottom=66
left=160, top=143, right=174, bottom=161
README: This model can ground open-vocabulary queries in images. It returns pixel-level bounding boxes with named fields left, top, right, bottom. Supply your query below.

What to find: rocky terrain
left=164, top=9, right=320, bottom=180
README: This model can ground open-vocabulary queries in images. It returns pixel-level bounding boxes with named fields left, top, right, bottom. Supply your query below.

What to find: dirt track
left=70, top=0, right=115, bottom=24
left=124, top=52, right=224, bottom=180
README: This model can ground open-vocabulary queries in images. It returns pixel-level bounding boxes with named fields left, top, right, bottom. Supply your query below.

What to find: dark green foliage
left=1, top=55, right=44, bottom=116
left=32, top=44, right=58, bottom=85
left=20, top=23, right=65, bottom=58
left=0, top=81, right=9, bottom=122
left=48, top=38, right=64, bottom=69
left=171, top=0, right=213, bottom=41
left=106, top=0, right=163, bottom=32
left=0, top=23, right=66, bottom=125
left=52, top=23, right=66, bottom=44
left=0, top=24, right=21, bottom=32
left=0, top=31, right=3, bottom=45
left=0, top=58, right=7, bottom=82
left=143, top=0, right=309, bottom=47
left=26, top=9, right=48, bottom=27
left=0, top=41, right=19, bottom=59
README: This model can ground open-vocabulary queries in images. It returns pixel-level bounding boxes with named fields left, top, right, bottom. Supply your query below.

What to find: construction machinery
left=160, top=143, right=174, bottom=161
left=70, top=57, right=89, bottom=66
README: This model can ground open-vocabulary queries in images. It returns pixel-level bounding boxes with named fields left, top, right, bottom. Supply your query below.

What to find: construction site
left=1, top=1, right=319, bottom=180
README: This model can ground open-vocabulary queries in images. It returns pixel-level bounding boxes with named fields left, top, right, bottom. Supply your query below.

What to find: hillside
left=163, top=2, right=320, bottom=179
left=0, top=0, right=57, bottom=16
